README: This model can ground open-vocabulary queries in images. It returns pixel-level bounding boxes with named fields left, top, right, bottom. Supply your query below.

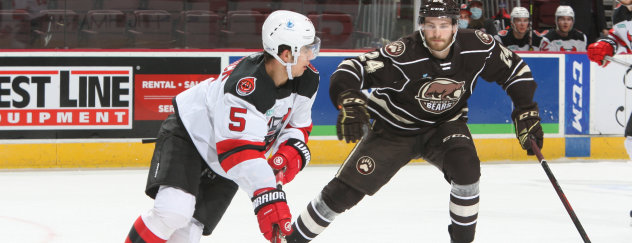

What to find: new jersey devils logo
left=356, top=156, right=375, bottom=175
left=415, top=78, right=465, bottom=114
left=560, top=46, right=577, bottom=52
left=236, top=77, right=256, bottom=96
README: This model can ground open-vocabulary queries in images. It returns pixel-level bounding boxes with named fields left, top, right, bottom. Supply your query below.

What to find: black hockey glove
left=511, top=102, right=544, bottom=156
left=336, top=90, right=370, bottom=143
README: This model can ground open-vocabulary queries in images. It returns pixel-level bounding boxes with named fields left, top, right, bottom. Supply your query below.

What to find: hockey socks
left=125, top=216, right=167, bottom=243
left=448, top=180, right=480, bottom=243
left=286, top=193, right=340, bottom=243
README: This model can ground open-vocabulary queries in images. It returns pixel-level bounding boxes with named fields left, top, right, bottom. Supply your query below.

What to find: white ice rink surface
left=1, top=161, right=631, bottom=243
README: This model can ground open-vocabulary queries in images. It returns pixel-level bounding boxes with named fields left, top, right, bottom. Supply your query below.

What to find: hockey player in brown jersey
left=285, top=0, right=543, bottom=242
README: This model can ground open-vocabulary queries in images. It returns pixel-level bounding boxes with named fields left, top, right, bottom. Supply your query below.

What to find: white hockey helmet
left=510, top=7, right=529, bottom=23
left=262, top=10, right=320, bottom=80
left=555, top=6, right=574, bottom=23
left=510, top=7, right=530, bottom=31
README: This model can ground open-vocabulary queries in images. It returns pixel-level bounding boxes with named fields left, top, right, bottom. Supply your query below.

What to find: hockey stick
left=529, top=0, right=533, bottom=50
left=603, top=56, right=632, bottom=89
left=530, top=137, right=591, bottom=243
left=270, top=169, right=286, bottom=243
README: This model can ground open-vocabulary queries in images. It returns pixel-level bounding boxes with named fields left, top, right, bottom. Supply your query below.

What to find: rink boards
left=0, top=50, right=627, bottom=168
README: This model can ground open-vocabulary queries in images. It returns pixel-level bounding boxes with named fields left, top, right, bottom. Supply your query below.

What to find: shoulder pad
left=475, top=30, right=494, bottom=45
left=498, top=30, right=508, bottom=36
left=224, top=61, right=277, bottom=114
left=384, top=40, right=406, bottom=57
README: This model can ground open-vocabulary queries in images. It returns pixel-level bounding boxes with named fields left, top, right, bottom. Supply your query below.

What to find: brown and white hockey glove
left=336, top=90, right=370, bottom=143
left=511, top=102, right=544, bottom=156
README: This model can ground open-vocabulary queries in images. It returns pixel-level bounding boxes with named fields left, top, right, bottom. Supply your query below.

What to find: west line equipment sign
left=0, top=67, right=133, bottom=130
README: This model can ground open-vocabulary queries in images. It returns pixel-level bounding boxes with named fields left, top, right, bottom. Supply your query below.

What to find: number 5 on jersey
left=229, top=107, right=247, bottom=131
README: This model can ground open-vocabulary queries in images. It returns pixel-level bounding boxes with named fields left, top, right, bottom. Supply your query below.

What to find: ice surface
left=0, top=161, right=631, bottom=243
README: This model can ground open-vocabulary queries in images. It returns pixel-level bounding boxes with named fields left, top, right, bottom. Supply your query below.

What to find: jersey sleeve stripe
left=220, top=150, right=266, bottom=172
left=350, top=59, right=365, bottom=84
left=285, top=123, right=313, bottom=143
left=504, top=78, right=534, bottom=90
left=503, top=59, right=524, bottom=84
left=332, top=69, right=361, bottom=82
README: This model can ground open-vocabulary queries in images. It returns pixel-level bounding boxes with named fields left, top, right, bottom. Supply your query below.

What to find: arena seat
left=222, top=11, right=265, bottom=49
left=145, top=0, right=185, bottom=24
left=34, top=10, right=80, bottom=48
left=318, top=14, right=354, bottom=49
left=176, top=10, right=221, bottom=48
left=185, top=0, right=227, bottom=16
left=0, top=10, right=31, bottom=49
left=128, top=10, right=173, bottom=48
left=81, top=10, right=128, bottom=48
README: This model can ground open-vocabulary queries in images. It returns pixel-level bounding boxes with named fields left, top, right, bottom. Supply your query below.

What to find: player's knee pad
left=443, top=146, right=480, bottom=185
left=321, top=178, right=366, bottom=213
left=142, top=186, right=197, bottom=239
left=165, top=218, right=204, bottom=243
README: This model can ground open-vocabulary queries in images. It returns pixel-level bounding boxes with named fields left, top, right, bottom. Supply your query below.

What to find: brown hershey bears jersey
left=330, top=29, right=536, bottom=135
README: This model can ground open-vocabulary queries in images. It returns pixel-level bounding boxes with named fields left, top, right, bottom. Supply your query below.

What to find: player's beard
left=427, top=36, right=451, bottom=51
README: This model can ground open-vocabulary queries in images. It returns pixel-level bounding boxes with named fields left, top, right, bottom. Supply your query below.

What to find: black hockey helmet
left=418, top=0, right=460, bottom=24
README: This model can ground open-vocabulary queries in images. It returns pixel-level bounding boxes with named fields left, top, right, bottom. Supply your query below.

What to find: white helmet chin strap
left=271, top=52, right=299, bottom=80
left=418, top=25, right=458, bottom=54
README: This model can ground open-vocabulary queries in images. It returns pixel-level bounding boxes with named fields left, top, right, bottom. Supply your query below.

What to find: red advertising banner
left=134, top=74, right=219, bottom=120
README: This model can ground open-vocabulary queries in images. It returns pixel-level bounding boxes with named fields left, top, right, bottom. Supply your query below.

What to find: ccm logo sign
left=0, top=67, right=133, bottom=130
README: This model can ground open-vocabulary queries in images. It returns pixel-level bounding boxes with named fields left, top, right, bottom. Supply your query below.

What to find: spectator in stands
left=540, top=6, right=587, bottom=51
left=494, top=7, right=545, bottom=51
left=467, top=0, right=497, bottom=35
left=561, top=0, right=608, bottom=45
left=459, top=4, right=471, bottom=29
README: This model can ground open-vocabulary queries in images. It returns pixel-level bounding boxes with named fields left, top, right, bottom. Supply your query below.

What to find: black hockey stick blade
left=530, top=137, right=591, bottom=243
left=270, top=170, right=287, bottom=243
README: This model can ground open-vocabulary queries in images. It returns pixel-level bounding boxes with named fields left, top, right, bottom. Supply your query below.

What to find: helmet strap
left=270, top=50, right=299, bottom=80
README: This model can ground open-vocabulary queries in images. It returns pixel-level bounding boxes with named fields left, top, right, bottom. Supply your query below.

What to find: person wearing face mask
left=494, top=7, right=546, bottom=51
left=459, top=4, right=471, bottom=29
left=540, top=6, right=587, bottom=51
left=466, top=0, right=497, bottom=35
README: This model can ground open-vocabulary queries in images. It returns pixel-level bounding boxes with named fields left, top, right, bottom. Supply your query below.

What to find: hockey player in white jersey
left=588, top=0, right=632, bottom=163
left=540, top=6, right=587, bottom=52
left=124, top=10, right=321, bottom=243
left=494, top=7, right=545, bottom=51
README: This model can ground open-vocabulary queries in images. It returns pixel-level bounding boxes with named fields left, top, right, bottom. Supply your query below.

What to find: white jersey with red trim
left=174, top=52, right=319, bottom=197
left=539, top=29, right=587, bottom=52
left=607, top=20, right=632, bottom=54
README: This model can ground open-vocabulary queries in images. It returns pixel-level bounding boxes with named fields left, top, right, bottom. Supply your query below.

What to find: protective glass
left=300, top=37, right=321, bottom=61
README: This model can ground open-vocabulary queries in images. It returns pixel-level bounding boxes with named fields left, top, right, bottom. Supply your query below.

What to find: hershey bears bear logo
left=475, top=30, right=493, bottom=45
left=356, top=156, right=375, bottom=175
left=385, top=41, right=406, bottom=57
left=236, top=77, right=256, bottom=96
left=415, top=78, right=466, bottom=114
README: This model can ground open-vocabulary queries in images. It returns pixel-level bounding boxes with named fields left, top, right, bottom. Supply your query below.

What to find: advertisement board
left=565, top=54, right=590, bottom=135
left=0, top=67, right=133, bottom=130
left=590, top=55, right=629, bottom=135
left=0, top=54, right=221, bottom=139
